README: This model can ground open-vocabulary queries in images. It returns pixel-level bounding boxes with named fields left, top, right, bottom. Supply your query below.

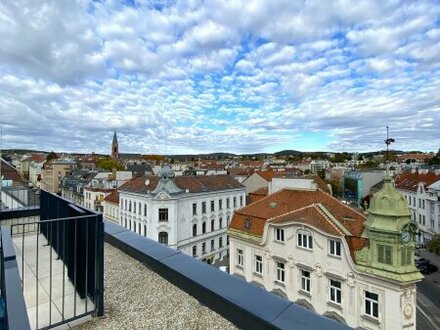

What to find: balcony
left=0, top=189, right=351, bottom=330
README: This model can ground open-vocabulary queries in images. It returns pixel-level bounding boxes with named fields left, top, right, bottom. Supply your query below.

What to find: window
left=144, top=204, right=147, bottom=216
left=202, top=222, right=206, bottom=234
left=219, top=199, right=223, bottom=210
left=138, top=222, right=141, bottom=234
left=158, top=232, right=168, bottom=245
left=227, top=235, right=229, bottom=245
left=378, top=245, right=392, bottom=264
left=237, top=249, right=244, bottom=266
left=297, top=231, right=313, bottom=249
left=193, top=224, right=197, bottom=237
left=219, top=217, right=223, bottom=229
left=192, top=203, right=197, bottom=215
left=365, top=291, right=379, bottom=318
left=226, top=198, right=230, bottom=208
left=244, top=218, right=251, bottom=229
left=422, top=200, right=425, bottom=209
left=401, top=247, right=412, bottom=266
left=255, top=255, right=263, bottom=274
left=202, top=202, right=206, bottom=214
left=144, top=225, right=147, bottom=237
left=275, top=228, right=285, bottom=242
left=121, top=199, right=124, bottom=209
left=227, top=215, right=230, bottom=225
left=192, top=245, right=197, bottom=257
left=211, top=239, right=215, bottom=251
left=134, top=202, right=136, bottom=214
left=138, top=203, right=141, bottom=214
left=211, top=219, right=215, bottom=231
left=422, top=215, right=426, bottom=225
left=129, top=201, right=132, bottom=212
left=329, top=240, right=341, bottom=256
left=419, top=214, right=422, bottom=224
left=412, top=197, right=415, bottom=206
left=240, top=196, right=243, bottom=206
left=211, top=200, right=215, bottom=212
left=330, top=279, right=342, bottom=304
left=159, top=208, right=168, bottom=222
left=276, top=262, right=285, bottom=283
left=129, top=220, right=132, bottom=230
left=301, top=270, right=311, bottom=293
left=202, top=242, right=206, bottom=254
left=219, top=237, right=223, bottom=248
left=233, top=197, right=237, bottom=207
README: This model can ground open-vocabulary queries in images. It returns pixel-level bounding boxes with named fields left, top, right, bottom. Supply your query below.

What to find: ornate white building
left=118, top=166, right=246, bottom=263
left=394, top=169, right=440, bottom=246
left=228, top=173, right=422, bottom=329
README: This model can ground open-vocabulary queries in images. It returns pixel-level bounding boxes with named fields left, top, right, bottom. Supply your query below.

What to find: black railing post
left=0, top=227, right=31, bottom=330
left=95, top=213, right=104, bottom=317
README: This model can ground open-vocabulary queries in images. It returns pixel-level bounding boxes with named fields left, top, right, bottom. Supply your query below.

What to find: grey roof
left=62, top=169, right=98, bottom=192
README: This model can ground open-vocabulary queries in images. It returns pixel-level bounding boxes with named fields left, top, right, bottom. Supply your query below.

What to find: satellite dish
left=145, top=179, right=150, bottom=186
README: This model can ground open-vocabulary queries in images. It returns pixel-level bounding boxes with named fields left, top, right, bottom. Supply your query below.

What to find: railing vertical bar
left=85, top=217, right=89, bottom=313
left=94, top=215, right=98, bottom=315
left=74, top=217, right=77, bottom=317
left=61, top=221, right=65, bottom=321
left=49, top=220, right=53, bottom=326
left=21, top=223, right=25, bottom=289
left=36, top=223, right=39, bottom=329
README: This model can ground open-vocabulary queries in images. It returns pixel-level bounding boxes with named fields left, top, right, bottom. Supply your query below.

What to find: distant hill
left=274, top=150, right=302, bottom=156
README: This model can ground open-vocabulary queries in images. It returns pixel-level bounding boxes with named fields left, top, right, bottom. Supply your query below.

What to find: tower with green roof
left=355, top=172, right=423, bottom=282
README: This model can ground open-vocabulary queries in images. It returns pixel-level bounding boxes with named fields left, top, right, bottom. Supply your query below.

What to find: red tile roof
left=269, top=204, right=343, bottom=236
left=119, top=175, right=244, bottom=194
left=1, top=158, right=22, bottom=183
left=394, top=170, right=440, bottom=192
left=229, top=188, right=367, bottom=259
left=104, top=189, right=119, bottom=204
left=248, top=187, right=268, bottom=204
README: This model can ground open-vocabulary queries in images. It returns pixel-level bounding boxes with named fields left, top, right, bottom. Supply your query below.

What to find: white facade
left=269, top=178, right=317, bottom=195
left=229, top=223, right=417, bottom=330
left=103, top=200, right=119, bottom=223
left=119, top=188, right=246, bottom=263
left=83, top=188, right=113, bottom=212
left=29, top=161, right=43, bottom=187
left=399, top=180, right=440, bottom=246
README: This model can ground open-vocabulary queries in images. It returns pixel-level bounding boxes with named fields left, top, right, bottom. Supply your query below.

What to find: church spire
left=111, top=131, right=119, bottom=159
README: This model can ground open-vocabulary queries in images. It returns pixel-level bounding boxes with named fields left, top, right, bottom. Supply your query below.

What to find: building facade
left=395, top=170, right=440, bottom=246
left=41, top=159, right=77, bottom=194
left=228, top=174, right=422, bottom=329
left=118, top=166, right=246, bottom=263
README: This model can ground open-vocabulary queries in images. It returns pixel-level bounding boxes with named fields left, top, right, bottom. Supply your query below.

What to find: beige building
left=41, top=159, right=76, bottom=193
left=228, top=173, right=422, bottom=329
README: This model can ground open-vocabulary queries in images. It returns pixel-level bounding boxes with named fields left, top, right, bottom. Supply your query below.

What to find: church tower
left=111, top=131, right=119, bottom=160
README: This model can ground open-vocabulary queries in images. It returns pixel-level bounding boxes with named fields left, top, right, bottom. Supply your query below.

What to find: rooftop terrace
left=75, top=243, right=236, bottom=330
left=0, top=187, right=351, bottom=330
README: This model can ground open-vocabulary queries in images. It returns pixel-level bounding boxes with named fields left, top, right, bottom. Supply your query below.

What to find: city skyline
left=1, top=1, right=440, bottom=154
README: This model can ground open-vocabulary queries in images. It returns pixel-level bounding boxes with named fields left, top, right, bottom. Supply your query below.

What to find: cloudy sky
left=1, top=0, right=439, bottom=155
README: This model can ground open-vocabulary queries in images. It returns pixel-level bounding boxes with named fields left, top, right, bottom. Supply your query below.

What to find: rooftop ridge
left=314, top=203, right=349, bottom=236
left=316, top=188, right=367, bottom=219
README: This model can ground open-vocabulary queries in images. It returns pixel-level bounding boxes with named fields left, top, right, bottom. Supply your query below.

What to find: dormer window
left=244, top=218, right=251, bottom=230
left=297, top=230, right=313, bottom=250
left=377, top=244, right=392, bottom=264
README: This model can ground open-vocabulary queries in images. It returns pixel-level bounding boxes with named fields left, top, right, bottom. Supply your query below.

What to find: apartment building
left=228, top=173, right=422, bottom=329
left=118, top=166, right=246, bottom=263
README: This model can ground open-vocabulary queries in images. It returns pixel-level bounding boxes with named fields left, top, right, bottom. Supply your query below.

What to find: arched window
left=193, top=224, right=197, bottom=237
left=202, top=222, right=206, bottom=234
left=158, top=232, right=168, bottom=245
left=211, top=219, right=215, bottom=231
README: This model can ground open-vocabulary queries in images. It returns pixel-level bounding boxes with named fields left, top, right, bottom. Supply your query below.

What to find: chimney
left=112, top=167, right=117, bottom=180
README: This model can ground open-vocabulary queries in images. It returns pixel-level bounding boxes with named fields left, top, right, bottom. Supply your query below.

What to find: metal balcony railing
left=0, top=190, right=103, bottom=330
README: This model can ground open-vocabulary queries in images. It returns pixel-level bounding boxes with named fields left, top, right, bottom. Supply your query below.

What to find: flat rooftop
left=74, top=243, right=237, bottom=329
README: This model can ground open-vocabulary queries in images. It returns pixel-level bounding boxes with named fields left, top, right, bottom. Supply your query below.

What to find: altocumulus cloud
left=0, top=0, right=439, bottom=154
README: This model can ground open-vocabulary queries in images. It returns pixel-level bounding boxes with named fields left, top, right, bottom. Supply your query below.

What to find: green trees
left=97, top=157, right=124, bottom=171
left=427, top=234, right=440, bottom=255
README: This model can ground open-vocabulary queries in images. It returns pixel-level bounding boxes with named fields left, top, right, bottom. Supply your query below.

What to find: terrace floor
left=13, top=233, right=93, bottom=330
left=73, top=243, right=238, bottom=330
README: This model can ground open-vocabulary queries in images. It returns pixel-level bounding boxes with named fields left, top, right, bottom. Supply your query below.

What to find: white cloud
left=0, top=0, right=439, bottom=153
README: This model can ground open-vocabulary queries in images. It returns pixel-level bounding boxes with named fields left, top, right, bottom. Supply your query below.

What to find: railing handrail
left=10, top=213, right=97, bottom=229
left=0, top=226, right=31, bottom=330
